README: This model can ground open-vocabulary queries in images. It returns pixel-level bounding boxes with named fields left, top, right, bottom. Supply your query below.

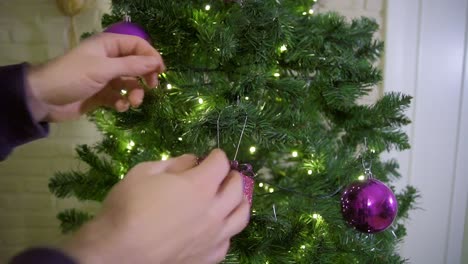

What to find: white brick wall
left=0, top=1, right=109, bottom=262
left=0, top=0, right=385, bottom=262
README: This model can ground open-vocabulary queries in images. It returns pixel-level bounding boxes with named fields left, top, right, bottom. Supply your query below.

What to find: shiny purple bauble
left=104, top=21, right=150, bottom=42
left=341, top=178, right=398, bottom=233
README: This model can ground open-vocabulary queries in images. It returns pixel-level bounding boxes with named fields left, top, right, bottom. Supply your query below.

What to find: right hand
left=64, top=149, right=250, bottom=264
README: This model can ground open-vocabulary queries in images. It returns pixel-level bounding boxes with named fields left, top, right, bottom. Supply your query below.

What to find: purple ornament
left=341, top=178, right=398, bottom=233
left=104, top=21, right=150, bottom=42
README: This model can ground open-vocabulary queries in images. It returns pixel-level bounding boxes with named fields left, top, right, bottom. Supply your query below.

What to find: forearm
left=9, top=248, right=77, bottom=264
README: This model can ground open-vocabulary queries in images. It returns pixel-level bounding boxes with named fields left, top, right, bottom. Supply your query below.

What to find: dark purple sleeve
left=9, top=248, right=77, bottom=264
left=0, top=63, right=49, bottom=160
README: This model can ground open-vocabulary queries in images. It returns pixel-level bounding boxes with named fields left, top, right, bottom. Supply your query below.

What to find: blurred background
left=0, top=0, right=466, bottom=263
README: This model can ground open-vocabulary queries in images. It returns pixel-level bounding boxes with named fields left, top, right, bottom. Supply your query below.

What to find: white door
left=384, top=0, right=468, bottom=263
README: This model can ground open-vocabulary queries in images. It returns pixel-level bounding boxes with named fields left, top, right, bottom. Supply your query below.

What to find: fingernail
left=116, top=100, right=129, bottom=112
left=131, top=99, right=143, bottom=109
left=154, top=74, right=159, bottom=87
left=145, top=58, right=158, bottom=69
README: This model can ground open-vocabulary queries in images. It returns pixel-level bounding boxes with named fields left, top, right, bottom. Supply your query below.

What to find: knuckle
left=213, top=241, right=230, bottom=263
left=180, top=153, right=198, bottom=162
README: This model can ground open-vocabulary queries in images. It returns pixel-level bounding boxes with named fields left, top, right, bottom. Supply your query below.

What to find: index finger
left=181, top=149, right=231, bottom=194
left=99, top=33, right=165, bottom=89
left=100, top=33, right=166, bottom=72
left=101, top=33, right=156, bottom=56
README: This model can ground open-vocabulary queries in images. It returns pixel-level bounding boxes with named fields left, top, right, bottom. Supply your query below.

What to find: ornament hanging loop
left=124, top=14, right=131, bottom=22
left=361, top=137, right=374, bottom=179
left=216, top=105, right=248, bottom=161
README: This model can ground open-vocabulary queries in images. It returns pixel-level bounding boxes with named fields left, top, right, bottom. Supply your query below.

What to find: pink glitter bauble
left=241, top=173, right=254, bottom=205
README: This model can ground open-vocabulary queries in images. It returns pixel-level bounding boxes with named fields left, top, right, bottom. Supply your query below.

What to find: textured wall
left=0, top=0, right=385, bottom=262
left=0, top=1, right=109, bottom=262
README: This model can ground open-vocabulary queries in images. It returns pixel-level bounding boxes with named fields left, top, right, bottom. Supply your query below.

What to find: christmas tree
left=49, top=0, right=419, bottom=263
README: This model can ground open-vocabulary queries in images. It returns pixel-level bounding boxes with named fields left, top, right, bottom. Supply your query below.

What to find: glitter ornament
left=104, top=21, right=150, bottom=42
left=197, top=157, right=255, bottom=205
left=340, top=178, right=398, bottom=233
left=230, top=161, right=255, bottom=205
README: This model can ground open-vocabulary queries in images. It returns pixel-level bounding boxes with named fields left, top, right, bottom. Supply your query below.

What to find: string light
left=274, top=72, right=281, bottom=77
left=167, top=84, right=173, bottom=90
left=302, top=11, right=307, bottom=15
left=120, top=174, right=125, bottom=179
left=309, top=9, right=315, bottom=14
left=161, top=154, right=169, bottom=161
left=249, top=146, right=257, bottom=154
left=259, top=183, right=264, bottom=187
left=280, top=44, right=287, bottom=52
left=292, top=151, right=299, bottom=157
left=358, top=175, right=365, bottom=181
left=205, top=4, right=211, bottom=11
left=127, top=140, right=135, bottom=150
left=300, top=245, right=306, bottom=250
left=198, top=98, right=204, bottom=104
left=308, top=170, right=313, bottom=175
left=178, top=137, right=183, bottom=141
left=269, top=188, right=274, bottom=193
left=245, top=96, right=250, bottom=100
left=120, top=89, right=128, bottom=95
left=312, top=213, right=324, bottom=225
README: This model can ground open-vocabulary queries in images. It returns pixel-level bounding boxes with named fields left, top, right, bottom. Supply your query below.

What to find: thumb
left=182, top=149, right=231, bottom=195
left=102, top=56, right=162, bottom=80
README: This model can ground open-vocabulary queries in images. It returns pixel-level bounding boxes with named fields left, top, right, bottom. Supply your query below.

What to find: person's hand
left=63, top=149, right=251, bottom=264
left=26, top=33, right=165, bottom=122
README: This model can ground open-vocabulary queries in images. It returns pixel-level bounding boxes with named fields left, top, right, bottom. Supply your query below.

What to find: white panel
left=409, top=0, right=467, bottom=263
left=385, top=0, right=468, bottom=263
left=383, top=0, right=420, bottom=192
left=446, top=5, right=468, bottom=262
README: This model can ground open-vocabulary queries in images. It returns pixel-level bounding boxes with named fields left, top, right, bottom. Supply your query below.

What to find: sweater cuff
left=0, top=63, right=49, bottom=160
left=9, top=248, right=77, bottom=264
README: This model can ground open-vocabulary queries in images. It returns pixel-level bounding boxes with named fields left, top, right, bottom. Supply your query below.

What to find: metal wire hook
left=216, top=105, right=248, bottom=161
left=361, top=137, right=374, bottom=178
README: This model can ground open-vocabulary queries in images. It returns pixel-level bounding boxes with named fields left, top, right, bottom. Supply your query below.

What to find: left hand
left=26, top=33, right=165, bottom=122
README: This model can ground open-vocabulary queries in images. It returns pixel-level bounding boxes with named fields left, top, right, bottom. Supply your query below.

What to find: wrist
left=62, top=216, right=115, bottom=264
left=26, top=65, right=49, bottom=123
